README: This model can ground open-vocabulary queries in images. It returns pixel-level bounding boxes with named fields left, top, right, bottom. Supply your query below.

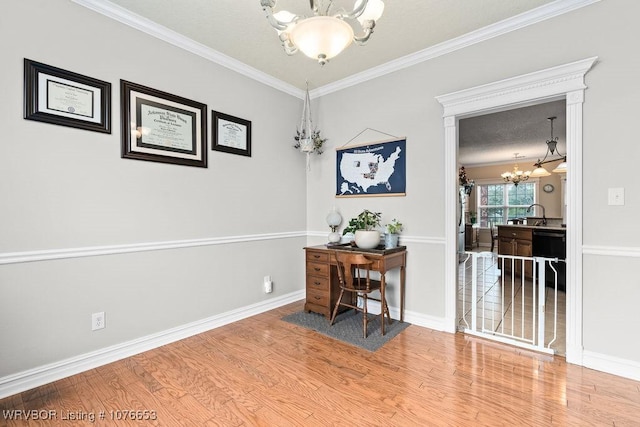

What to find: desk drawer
left=306, top=287, right=329, bottom=307
left=306, top=251, right=329, bottom=263
left=307, top=261, right=329, bottom=277
left=306, top=274, right=330, bottom=292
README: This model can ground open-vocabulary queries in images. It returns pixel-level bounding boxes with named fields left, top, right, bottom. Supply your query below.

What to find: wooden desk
left=304, top=244, right=407, bottom=334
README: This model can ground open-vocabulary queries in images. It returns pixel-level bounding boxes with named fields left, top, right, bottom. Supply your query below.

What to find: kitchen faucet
left=527, top=204, right=546, bottom=225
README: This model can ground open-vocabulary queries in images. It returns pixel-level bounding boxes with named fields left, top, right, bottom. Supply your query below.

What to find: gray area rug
left=282, top=310, right=410, bottom=352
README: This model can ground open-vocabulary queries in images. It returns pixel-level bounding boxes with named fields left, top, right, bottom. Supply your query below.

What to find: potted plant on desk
left=384, top=219, right=403, bottom=248
left=342, top=209, right=382, bottom=249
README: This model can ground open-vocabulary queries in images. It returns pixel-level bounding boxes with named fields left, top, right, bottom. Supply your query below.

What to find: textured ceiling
left=459, top=100, right=567, bottom=167
left=103, top=0, right=554, bottom=91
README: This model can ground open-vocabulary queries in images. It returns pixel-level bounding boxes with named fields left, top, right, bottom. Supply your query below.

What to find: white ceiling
left=85, top=0, right=558, bottom=93
left=75, top=0, right=581, bottom=164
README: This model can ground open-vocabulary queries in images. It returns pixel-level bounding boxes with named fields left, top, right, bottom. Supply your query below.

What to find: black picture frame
left=212, top=111, right=252, bottom=157
left=23, top=58, right=111, bottom=133
left=120, top=80, right=207, bottom=168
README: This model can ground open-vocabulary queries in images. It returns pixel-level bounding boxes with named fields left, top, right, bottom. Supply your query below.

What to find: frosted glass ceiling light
left=290, top=16, right=354, bottom=64
left=261, top=0, right=384, bottom=65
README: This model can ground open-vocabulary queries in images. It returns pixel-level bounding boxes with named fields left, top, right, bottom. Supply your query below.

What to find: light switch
left=608, top=187, right=624, bottom=206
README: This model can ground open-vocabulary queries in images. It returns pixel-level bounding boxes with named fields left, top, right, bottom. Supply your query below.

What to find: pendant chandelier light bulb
left=502, top=153, right=531, bottom=186
left=261, top=0, right=384, bottom=65
left=532, top=116, right=567, bottom=175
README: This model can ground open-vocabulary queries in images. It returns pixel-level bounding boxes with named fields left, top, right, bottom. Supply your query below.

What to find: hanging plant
left=459, top=166, right=475, bottom=195
left=295, top=82, right=327, bottom=169
left=294, top=129, right=326, bottom=155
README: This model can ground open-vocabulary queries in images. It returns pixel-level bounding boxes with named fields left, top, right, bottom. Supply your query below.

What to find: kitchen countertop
left=498, top=224, right=566, bottom=232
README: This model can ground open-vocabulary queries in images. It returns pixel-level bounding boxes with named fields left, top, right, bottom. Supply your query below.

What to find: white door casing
left=436, top=57, right=597, bottom=365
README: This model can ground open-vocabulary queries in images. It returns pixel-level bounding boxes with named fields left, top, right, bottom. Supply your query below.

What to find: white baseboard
left=363, top=300, right=449, bottom=332
left=0, top=291, right=305, bottom=399
left=582, top=350, right=640, bottom=381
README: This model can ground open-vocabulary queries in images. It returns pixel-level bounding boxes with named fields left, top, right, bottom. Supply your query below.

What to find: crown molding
left=311, top=0, right=601, bottom=98
left=73, top=0, right=599, bottom=100
left=71, top=0, right=305, bottom=99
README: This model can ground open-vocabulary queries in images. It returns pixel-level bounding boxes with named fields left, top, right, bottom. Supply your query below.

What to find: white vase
left=354, top=230, right=381, bottom=249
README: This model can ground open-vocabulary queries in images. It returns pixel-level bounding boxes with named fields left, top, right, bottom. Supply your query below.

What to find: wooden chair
left=330, top=251, right=392, bottom=338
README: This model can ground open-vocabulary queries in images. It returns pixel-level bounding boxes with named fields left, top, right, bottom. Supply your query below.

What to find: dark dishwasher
left=532, top=229, right=566, bottom=291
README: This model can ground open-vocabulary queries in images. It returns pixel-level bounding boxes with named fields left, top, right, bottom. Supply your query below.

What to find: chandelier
left=530, top=116, right=567, bottom=177
left=260, top=0, right=385, bottom=65
left=501, top=154, right=531, bottom=186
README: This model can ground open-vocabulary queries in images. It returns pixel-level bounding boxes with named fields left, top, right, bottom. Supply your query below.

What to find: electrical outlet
left=264, top=275, right=273, bottom=294
left=92, top=312, right=105, bottom=331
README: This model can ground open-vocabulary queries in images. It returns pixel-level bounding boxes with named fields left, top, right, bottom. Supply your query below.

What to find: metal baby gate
left=458, top=251, right=563, bottom=354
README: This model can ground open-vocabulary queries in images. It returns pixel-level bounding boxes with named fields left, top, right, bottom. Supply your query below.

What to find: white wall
left=2, top=0, right=640, bottom=391
left=0, top=0, right=306, bottom=379
left=308, top=0, right=640, bottom=375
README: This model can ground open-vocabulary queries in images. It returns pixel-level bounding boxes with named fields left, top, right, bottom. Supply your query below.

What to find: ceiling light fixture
left=260, top=0, right=384, bottom=65
left=530, top=116, right=566, bottom=177
left=502, top=153, right=531, bottom=186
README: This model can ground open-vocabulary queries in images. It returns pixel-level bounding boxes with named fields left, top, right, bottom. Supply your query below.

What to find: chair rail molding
left=0, top=232, right=306, bottom=265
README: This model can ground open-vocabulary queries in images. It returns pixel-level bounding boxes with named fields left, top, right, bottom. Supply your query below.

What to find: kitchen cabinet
left=464, top=223, right=477, bottom=250
left=498, top=225, right=533, bottom=278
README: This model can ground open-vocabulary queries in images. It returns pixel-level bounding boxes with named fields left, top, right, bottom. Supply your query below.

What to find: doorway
left=457, top=101, right=567, bottom=355
left=436, top=57, right=597, bottom=364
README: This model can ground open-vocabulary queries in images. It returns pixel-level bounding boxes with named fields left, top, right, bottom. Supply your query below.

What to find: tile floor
left=457, top=248, right=566, bottom=356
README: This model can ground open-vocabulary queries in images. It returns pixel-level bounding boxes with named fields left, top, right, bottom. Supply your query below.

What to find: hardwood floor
left=2, top=301, right=639, bottom=426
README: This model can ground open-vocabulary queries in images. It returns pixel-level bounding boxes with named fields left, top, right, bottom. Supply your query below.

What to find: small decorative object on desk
left=326, top=207, right=343, bottom=245
left=342, top=209, right=382, bottom=249
left=384, top=218, right=403, bottom=248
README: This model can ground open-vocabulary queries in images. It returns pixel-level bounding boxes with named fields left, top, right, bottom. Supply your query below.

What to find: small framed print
left=23, top=58, right=111, bottom=133
left=212, top=111, right=252, bottom=157
left=120, top=80, right=207, bottom=168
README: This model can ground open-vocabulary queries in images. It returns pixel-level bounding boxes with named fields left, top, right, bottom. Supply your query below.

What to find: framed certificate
left=212, top=111, right=252, bottom=157
left=120, top=80, right=207, bottom=168
left=23, top=59, right=111, bottom=133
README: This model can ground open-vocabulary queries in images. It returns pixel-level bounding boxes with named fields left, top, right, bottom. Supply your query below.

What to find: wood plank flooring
left=2, top=301, right=639, bottom=426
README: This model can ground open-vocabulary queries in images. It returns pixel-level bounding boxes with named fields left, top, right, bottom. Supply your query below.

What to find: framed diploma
left=120, top=80, right=207, bottom=168
left=23, top=59, right=111, bottom=133
left=212, top=111, right=252, bottom=157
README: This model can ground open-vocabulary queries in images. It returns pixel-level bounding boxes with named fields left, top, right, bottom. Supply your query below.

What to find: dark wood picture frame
left=23, top=58, right=111, bottom=133
left=120, top=80, right=207, bottom=168
left=212, top=111, right=252, bottom=157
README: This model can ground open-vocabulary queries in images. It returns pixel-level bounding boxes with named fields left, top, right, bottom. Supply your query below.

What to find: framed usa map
left=336, top=138, right=406, bottom=197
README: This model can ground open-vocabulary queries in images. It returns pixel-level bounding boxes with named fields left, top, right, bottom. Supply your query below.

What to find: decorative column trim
left=443, top=115, right=458, bottom=333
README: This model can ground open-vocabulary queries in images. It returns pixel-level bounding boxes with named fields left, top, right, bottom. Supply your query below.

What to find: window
left=477, top=182, right=535, bottom=227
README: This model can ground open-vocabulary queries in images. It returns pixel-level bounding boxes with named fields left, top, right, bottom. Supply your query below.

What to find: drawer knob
left=314, top=267, right=321, bottom=272
left=314, top=281, right=321, bottom=286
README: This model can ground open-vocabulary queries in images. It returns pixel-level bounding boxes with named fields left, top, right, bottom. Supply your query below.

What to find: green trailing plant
left=294, top=129, right=326, bottom=155
left=385, top=219, right=403, bottom=234
left=342, top=209, right=382, bottom=235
